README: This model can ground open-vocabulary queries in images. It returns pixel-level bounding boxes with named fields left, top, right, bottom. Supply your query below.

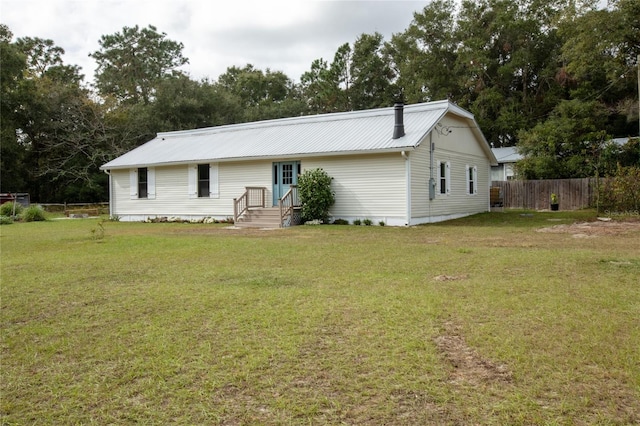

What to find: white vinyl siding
left=410, top=116, right=491, bottom=223
left=408, top=139, right=430, bottom=218
left=432, top=155, right=488, bottom=216
left=303, top=153, right=406, bottom=223
left=210, top=163, right=219, bottom=198
left=111, top=161, right=269, bottom=220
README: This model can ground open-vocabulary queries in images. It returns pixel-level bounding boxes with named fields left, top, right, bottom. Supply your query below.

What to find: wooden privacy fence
left=491, top=178, right=607, bottom=210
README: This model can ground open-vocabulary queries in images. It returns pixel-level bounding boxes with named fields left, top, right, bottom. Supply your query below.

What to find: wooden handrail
left=279, top=185, right=299, bottom=227
left=233, top=192, right=247, bottom=224
left=234, top=187, right=266, bottom=223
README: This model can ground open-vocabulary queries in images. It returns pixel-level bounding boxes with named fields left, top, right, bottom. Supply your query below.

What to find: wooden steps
left=234, top=207, right=282, bottom=228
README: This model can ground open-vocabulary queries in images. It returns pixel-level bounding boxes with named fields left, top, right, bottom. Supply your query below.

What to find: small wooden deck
left=233, top=186, right=301, bottom=228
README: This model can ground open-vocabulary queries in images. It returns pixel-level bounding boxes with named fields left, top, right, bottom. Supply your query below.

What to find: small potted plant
left=550, top=193, right=559, bottom=211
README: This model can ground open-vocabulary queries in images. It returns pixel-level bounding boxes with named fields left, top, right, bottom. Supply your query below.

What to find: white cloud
left=2, top=0, right=427, bottom=83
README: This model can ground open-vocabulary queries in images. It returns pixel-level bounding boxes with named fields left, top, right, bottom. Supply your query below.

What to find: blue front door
left=273, top=161, right=300, bottom=206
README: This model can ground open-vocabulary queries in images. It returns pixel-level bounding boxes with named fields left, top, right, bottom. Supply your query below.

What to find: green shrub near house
left=297, top=168, right=335, bottom=223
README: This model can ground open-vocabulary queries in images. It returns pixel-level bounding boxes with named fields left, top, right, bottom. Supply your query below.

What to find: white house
left=100, top=100, right=498, bottom=226
left=491, top=147, right=522, bottom=181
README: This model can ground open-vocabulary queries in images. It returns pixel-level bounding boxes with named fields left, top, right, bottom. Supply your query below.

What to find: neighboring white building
left=100, top=100, right=498, bottom=226
left=491, top=147, right=522, bottom=181
left=490, top=138, right=635, bottom=182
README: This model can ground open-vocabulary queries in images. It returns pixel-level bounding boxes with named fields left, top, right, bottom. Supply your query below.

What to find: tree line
left=1, top=0, right=638, bottom=202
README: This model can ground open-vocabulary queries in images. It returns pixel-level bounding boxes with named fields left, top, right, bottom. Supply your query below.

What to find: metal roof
left=101, top=100, right=492, bottom=170
left=491, top=147, right=522, bottom=163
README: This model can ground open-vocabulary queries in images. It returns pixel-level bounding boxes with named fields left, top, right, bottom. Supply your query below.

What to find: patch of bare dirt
left=434, top=322, right=512, bottom=386
left=433, top=274, right=469, bottom=282
left=172, top=226, right=286, bottom=237
left=537, top=220, right=640, bottom=237
left=388, top=389, right=458, bottom=424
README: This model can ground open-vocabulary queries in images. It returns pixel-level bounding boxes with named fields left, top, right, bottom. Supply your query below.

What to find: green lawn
left=1, top=211, right=639, bottom=425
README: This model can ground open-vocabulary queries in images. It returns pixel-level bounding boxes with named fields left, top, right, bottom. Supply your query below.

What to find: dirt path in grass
left=434, top=321, right=513, bottom=386
left=537, top=219, right=640, bottom=237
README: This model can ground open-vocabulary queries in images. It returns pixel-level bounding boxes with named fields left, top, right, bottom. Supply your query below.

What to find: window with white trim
left=189, top=163, right=219, bottom=199
left=130, top=167, right=155, bottom=199
left=467, top=164, right=478, bottom=195
left=437, top=161, right=450, bottom=195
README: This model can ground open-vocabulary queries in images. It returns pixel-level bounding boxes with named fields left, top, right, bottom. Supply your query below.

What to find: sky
left=1, top=0, right=429, bottom=84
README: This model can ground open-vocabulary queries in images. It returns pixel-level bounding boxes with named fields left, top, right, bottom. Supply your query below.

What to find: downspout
left=488, top=163, right=492, bottom=212
left=429, top=133, right=435, bottom=198
left=402, top=150, right=410, bottom=226
left=429, top=132, right=435, bottom=221
left=104, top=169, right=113, bottom=217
